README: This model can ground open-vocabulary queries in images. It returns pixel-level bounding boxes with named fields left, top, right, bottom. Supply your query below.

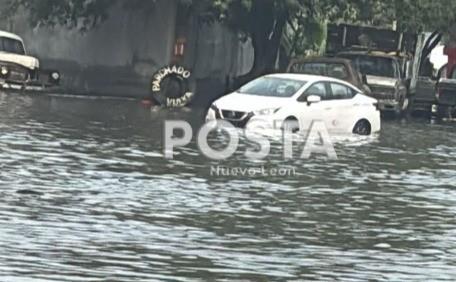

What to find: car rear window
left=290, top=62, right=349, bottom=80
left=339, top=54, right=398, bottom=78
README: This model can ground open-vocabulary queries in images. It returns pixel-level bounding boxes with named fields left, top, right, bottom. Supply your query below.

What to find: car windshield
left=290, top=62, right=349, bottom=80
left=0, top=37, right=25, bottom=55
left=340, top=54, right=398, bottom=78
left=238, top=77, right=307, bottom=98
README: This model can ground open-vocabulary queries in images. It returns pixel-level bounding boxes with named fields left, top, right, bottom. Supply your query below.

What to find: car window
left=330, top=83, right=355, bottom=99
left=299, top=82, right=330, bottom=101
left=238, top=77, right=307, bottom=98
left=290, top=62, right=349, bottom=80
left=339, top=54, right=399, bottom=78
left=0, top=37, right=25, bottom=55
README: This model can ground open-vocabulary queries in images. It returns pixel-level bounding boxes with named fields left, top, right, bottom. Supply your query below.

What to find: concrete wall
left=185, top=21, right=253, bottom=79
left=0, top=0, right=254, bottom=102
left=2, top=1, right=178, bottom=98
left=182, top=12, right=254, bottom=107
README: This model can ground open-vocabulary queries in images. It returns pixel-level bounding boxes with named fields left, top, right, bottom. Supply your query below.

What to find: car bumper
left=0, top=80, right=60, bottom=93
left=206, top=108, right=255, bottom=128
left=377, top=99, right=400, bottom=111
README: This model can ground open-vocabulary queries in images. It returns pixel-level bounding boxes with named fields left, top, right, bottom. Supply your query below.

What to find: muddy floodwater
left=0, top=93, right=455, bottom=281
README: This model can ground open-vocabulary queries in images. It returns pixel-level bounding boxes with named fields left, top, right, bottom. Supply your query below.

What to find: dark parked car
left=410, top=32, right=443, bottom=115
left=287, top=57, right=371, bottom=94
left=436, top=66, right=456, bottom=118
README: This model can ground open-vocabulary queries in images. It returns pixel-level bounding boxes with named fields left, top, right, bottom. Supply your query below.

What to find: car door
left=327, top=82, right=358, bottom=132
left=294, top=81, right=335, bottom=131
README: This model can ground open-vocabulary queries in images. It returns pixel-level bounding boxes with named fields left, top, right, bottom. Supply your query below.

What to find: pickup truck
left=337, top=51, right=409, bottom=114
left=326, top=24, right=416, bottom=115
left=287, top=57, right=371, bottom=94
left=0, top=30, right=60, bottom=91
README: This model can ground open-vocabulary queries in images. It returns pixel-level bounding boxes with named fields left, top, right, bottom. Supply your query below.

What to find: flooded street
left=0, top=93, right=455, bottom=281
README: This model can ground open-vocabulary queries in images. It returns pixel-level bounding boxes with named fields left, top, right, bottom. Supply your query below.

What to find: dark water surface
left=0, top=93, right=455, bottom=281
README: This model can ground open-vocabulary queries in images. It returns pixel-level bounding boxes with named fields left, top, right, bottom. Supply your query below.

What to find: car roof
left=289, top=57, right=352, bottom=64
left=0, top=30, right=24, bottom=42
left=267, top=73, right=347, bottom=84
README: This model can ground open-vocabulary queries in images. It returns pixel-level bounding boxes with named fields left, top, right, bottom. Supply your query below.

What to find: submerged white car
left=207, top=74, right=381, bottom=135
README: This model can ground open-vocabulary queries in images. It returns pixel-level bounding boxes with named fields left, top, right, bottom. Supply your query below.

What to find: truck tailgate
left=438, top=79, right=456, bottom=105
left=415, top=77, right=437, bottom=103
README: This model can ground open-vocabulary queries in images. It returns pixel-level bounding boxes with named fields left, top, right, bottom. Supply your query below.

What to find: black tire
left=353, top=120, right=372, bottom=136
left=282, top=117, right=300, bottom=133
left=151, top=66, right=196, bottom=108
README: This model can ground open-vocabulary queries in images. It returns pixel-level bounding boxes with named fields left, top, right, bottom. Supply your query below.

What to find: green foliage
left=4, top=0, right=456, bottom=34
left=3, top=0, right=115, bottom=30
left=395, top=0, right=456, bottom=33
left=4, top=0, right=456, bottom=73
left=3, top=0, right=159, bottom=31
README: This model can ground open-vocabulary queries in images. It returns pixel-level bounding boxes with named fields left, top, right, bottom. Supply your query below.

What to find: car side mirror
left=307, top=95, right=321, bottom=106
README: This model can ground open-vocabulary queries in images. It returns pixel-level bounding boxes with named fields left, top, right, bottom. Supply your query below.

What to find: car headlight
left=51, top=72, right=60, bottom=80
left=49, top=71, right=60, bottom=84
left=253, top=108, right=280, bottom=116
left=0, top=66, right=9, bottom=77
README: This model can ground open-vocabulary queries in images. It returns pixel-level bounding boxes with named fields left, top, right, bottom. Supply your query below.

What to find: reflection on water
left=0, top=92, right=455, bottom=281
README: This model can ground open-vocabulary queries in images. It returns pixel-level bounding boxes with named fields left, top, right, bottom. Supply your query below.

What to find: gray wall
left=2, top=1, right=178, bottom=98
left=0, top=0, right=254, bottom=102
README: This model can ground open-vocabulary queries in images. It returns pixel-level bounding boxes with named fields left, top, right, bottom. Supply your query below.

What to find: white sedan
left=207, top=74, right=381, bottom=135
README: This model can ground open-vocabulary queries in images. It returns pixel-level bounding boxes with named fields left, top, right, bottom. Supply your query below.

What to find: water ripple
left=0, top=94, right=455, bottom=281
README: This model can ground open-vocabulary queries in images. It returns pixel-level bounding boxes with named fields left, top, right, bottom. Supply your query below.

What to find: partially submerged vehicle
left=436, top=67, right=456, bottom=118
left=0, top=30, right=60, bottom=92
left=287, top=57, right=371, bottom=94
left=410, top=31, right=456, bottom=119
left=327, top=24, right=416, bottom=115
left=207, top=74, right=381, bottom=136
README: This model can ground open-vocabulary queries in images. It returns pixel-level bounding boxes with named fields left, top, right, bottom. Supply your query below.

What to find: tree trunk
left=236, top=0, right=288, bottom=87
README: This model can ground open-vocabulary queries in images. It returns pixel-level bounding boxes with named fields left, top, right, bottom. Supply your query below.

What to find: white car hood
left=214, top=92, right=292, bottom=112
left=366, top=75, right=398, bottom=88
left=0, top=52, right=39, bottom=70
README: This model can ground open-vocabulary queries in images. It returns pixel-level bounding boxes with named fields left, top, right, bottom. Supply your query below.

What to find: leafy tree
left=4, top=0, right=456, bottom=77
left=350, top=0, right=456, bottom=33
left=3, top=0, right=355, bottom=78
left=2, top=0, right=116, bottom=31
